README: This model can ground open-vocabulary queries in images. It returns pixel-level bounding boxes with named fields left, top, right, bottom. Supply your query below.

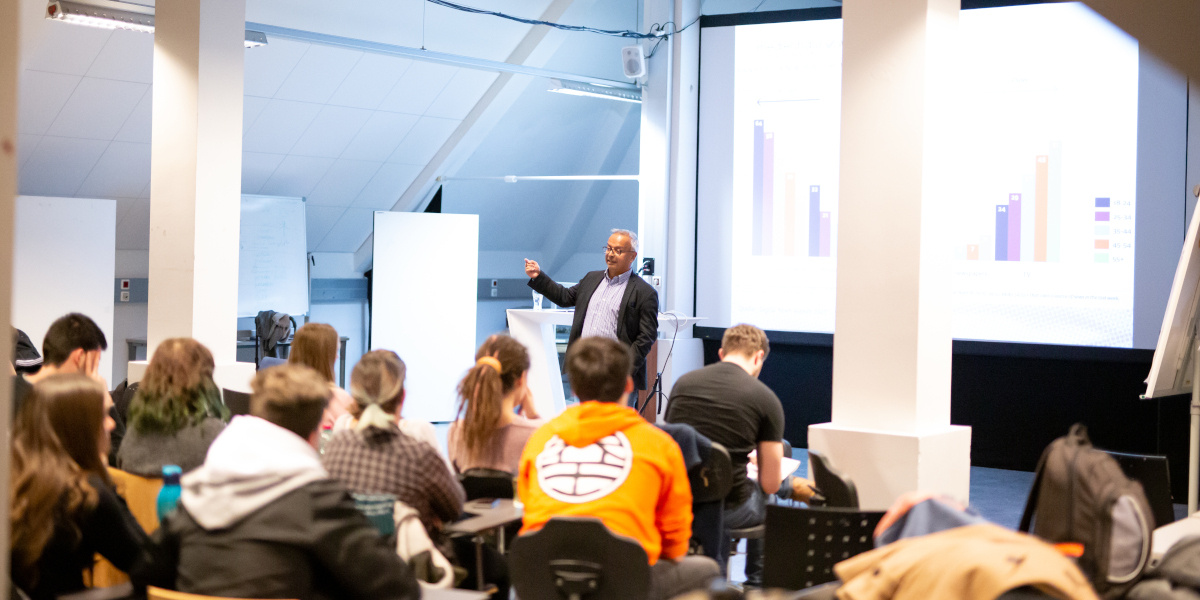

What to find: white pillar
left=641, top=0, right=704, bottom=416
left=0, top=0, right=19, bottom=589
left=138, top=0, right=254, bottom=391
left=807, top=0, right=971, bottom=510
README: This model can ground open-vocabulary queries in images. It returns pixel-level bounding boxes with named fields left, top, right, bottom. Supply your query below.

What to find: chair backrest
left=807, top=450, right=859, bottom=509
left=148, top=586, right=294, bottom=600
left=782, top=439, right=793, bottom=459
left=222, top=389, right=251, bottom=416
left=1107, top=450, right=1175, bottom=528
left=107, top=467, right=163, bottom=533
left=351, top=493, right=397, bottom=536
left=762, top=505, right=885, bottom=591
left=510, top=517, right=651, bottom=600
left=459, top=467, right=515, bottom=501
left=691, top=442, right=733, bottom=504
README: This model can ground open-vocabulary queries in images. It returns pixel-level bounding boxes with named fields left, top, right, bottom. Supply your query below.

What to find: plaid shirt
left=323, top=425, right=465, bottom=533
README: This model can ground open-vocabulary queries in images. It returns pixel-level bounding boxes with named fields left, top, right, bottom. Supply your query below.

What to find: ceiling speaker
left=622, top=45, right=646, bottom=79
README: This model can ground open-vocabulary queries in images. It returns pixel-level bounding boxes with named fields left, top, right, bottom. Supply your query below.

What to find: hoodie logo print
left=535, top=432, right=633, bottom=503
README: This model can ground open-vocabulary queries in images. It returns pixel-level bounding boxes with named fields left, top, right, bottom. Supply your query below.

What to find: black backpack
left=1019, top=424, right=1154, bottom=599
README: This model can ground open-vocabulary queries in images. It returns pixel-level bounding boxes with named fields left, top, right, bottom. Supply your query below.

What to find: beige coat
left=836, top=524, right=1099, bottom=600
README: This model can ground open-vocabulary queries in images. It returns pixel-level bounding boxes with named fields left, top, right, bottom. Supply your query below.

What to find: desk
left=447, top=499, right=524, bottom=592
left=506, top=310, right=705, bottom=418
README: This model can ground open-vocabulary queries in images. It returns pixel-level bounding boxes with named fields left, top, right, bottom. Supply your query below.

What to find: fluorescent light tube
left=46, top=1, right=268, bottom=47
left=548, top=78, right=641, bottom=104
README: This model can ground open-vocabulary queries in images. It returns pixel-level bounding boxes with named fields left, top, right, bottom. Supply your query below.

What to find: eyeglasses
left=603, top=246, right=632, bottom=256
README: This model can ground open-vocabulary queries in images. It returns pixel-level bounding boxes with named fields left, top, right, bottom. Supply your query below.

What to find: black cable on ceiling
left=425, top=0, right=701, bottom=40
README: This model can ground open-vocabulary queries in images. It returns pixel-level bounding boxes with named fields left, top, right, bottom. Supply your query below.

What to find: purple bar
left=762, top=132, right=774, bottom=254
left=1095, top=212, right=1110, bottom=222
left=1007, top=193, right=1021, bottom=261
left=808, top=186, right=821, bottom=257
left=819, top=212, right=831, bottom=257
left=995, top=205, right=1008, bottom=261
left=1095, top=197, right=1110, bottom=208
left=752, top=121, right=764, bottom=255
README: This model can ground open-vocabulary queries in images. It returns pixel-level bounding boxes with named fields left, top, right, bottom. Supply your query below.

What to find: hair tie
left=476, top=356, right=502, bottom=373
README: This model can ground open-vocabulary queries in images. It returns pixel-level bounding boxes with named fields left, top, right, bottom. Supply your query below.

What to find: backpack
left=1019, top=424, right=1154, bottom=599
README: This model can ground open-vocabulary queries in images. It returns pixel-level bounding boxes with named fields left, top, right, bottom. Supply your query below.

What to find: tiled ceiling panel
left=289, top=105, right=373, bottom=158
left=304, top=205, right=347, bottom=251
left=424, top=70, right=499, bottom=120
left=77, top=142, right=152, bottom=199
left=241, top=99, right=323, bottom=154
left=19, top=136, right=110, bottom=197
left=376, top=61, right=459, bottom=115
left=46, top=77, right=147, bottom=140
left=242, top=37, right=310, bottom=98
left=305, top=159, right=383, bottom=207
left=272, top=45, right=363, bottom=104
left=21, top=20, right=111, bottom=76
left=18, top=70, right=80, bottom=136
left=339, top=111, right=420, bottom=162
left=258, top=155, right=335, bottom=198
left=386, top=116, right=459, bottom=166
left=86, top=30, right=153, bottom=84
left=113, top=88, right=152, bottom=143
left=327, top=53, right=413, bottom=110
left=241, top=152, right=286, bottom=195
left=352, top=162, right=422, bottom=210
left=316, top=207, right=375, bottom=252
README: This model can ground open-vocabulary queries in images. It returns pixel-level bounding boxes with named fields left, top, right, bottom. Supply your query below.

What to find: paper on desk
left=745, top=450, right=803, bottom=484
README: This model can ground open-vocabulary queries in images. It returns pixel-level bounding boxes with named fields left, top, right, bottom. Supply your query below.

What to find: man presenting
left=524, top=229, right=659, bottom=400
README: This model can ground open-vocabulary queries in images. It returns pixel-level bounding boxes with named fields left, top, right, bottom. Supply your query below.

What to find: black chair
left=222, top=388, right=251, bottom=416
left=1107, top=450, right=1175, bottom=527
left=727, top=438, right=797, bottom=569
left=807, top=450, right=859, bottom=509
left=691, top=442, right=733, bottom=562
left=762, top=504, right=885, bottom=591
left=459, top=467, right=515, bottom=501
left=510, top=517, right=650, bottom=600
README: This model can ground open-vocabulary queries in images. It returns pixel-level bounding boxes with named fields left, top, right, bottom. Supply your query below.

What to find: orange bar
left=1095, top=239, right=1109, bottom=249
left=784, top=173, right=796, bottom=256
left=1035, top=155, right=1048, bottom=261
left=967, top=244, right=979, bottom=260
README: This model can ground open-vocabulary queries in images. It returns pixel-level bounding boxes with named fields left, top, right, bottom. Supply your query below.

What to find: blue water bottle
left=157, top=465, right=182, bottom=523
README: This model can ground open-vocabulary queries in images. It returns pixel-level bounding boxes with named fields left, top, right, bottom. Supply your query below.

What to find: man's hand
left=524, top=258, right=541, bottom=279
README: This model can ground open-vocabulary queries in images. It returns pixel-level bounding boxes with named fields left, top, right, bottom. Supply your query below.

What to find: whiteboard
left=238, top=195, right=309, bottom=318
left=1145, top=202, right=1200, bottom=398
left=371, top=212, right=478, bottom=422
left=13, top=197, right=116, bottom=382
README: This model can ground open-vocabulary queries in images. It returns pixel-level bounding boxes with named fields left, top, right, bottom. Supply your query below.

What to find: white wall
left=307, top=251, right=367, bottom=385
left=111, top=249, right=148, bottom=384
left=13, top=196, right=116, bottom=382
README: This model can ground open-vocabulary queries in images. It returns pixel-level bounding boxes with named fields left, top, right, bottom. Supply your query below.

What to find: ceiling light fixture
left=46, top=0, right=153, bottom=33
left=548, top=79, right=641, bottom=104
left=46, top=1, right=269, bottom=47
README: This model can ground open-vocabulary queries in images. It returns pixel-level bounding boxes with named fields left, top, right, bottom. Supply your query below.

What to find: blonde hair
left=721, top=324, right=770, bottom=360
left=349, top=350, right=406, bottom=419
left=289, top=323, right=338, bottom=383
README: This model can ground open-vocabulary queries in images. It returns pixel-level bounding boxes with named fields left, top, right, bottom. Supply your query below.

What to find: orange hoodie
left=517, top=401, right=693, bottom=565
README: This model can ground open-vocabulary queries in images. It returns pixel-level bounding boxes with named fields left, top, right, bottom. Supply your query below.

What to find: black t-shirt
left=665, top=361, right=784, bottom=507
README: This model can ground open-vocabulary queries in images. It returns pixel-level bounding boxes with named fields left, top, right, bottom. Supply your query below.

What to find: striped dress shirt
left=580, top=267, right=633, bottom=341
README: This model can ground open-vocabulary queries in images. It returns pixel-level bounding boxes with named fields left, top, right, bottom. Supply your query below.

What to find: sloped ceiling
left=14, top=0, right=831, bottom=257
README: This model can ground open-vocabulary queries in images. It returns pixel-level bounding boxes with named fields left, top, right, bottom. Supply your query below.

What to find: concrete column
left=0, top=0, right=18, bottom=589
left=641, top=0, right=704, bottom=418
left=138, top=0, right=254, bottom=391
left=807, top=0, right=972, bottom=510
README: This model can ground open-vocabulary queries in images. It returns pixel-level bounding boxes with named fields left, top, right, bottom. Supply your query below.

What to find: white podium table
left=506, top=309, right=705, bottom=418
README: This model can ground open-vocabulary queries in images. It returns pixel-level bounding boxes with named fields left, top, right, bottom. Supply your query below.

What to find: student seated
left=117, top=338, right=228, bottom=476
left=12, top=313, right=108, bottom=417
left=323, top=352, right=465, bottom=538
left=330, top=349, right=444, bottom=463
left=136, top=364, right=419, bottom=600
left=518, top=337, right=720, bottom=600
left=665, top=323, right=812, bottom=586
left=289, top=322, right=355, bottom=429
left=10, top=374, right=148, bottom=600
left=448, top=334, right=542, bottom=475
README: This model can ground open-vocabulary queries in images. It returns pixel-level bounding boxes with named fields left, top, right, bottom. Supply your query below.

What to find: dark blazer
left=528, top=270, right=659, bottom=390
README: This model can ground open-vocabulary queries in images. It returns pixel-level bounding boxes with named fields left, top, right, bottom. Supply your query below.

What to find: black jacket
left=13, top=475, right=148, bottom=600
left=528, top=269, right=659, bottom=390
left=134, top=479, right=419, bottom=600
